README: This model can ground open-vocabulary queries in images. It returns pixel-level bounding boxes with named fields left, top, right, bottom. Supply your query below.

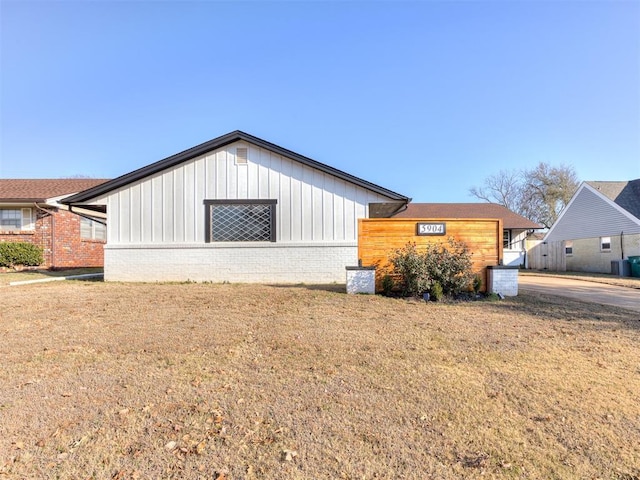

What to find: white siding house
left=541, top=180, right=640, bottom=273
left=63, top=131, right=409, bottom=283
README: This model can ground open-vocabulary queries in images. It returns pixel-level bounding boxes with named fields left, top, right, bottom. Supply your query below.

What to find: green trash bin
left=629, top=256, right=640, bottom=278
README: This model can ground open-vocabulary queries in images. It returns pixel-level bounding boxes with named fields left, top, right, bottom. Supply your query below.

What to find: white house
left=62, top=131, right=410, bottom=283
left=541, top=180, right=640, bottom=273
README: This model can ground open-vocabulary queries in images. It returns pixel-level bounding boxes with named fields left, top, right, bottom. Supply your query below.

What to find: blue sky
left=1, top=0, right=638, bottom=202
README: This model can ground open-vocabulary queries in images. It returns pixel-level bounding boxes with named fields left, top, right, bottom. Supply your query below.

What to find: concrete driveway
left=519, top=275, right=640, bottom=314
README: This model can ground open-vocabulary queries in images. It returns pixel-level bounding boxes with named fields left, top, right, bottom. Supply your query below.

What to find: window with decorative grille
left=204, top=200, right=276, bottom=242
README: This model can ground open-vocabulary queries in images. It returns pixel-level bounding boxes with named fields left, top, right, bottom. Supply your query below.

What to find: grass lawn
left=1, top=281, right=639, bottom=479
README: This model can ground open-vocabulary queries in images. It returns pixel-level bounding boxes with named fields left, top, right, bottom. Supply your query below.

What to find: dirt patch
left=1, top=282, right=639, bottom=479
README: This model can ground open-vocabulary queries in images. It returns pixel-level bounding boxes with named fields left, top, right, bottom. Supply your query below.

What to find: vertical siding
left=99, top=141, right=397, bottom=244
left=151, top=175, right=163, bottom=242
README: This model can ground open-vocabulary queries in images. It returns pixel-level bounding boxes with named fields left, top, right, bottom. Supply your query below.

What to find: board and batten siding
left=90, top=141, right=390, bottom=245
left=545, top=185, right=640, bottom=242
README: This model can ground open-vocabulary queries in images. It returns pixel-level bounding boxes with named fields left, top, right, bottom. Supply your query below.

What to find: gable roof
left=392, top=203, right=542, bottom=229
left=586, top=180, right=640, bottom=220
left=0, top=179, right=109, bottom=203
left=544, top=179, right=640, bottom=241
left=62, top=130, right=410, bottom=205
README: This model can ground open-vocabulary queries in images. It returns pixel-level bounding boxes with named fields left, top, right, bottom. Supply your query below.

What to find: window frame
left=204, top=199, right=277, bottom=243
left=600, top=236, right=611, bottom=252
left=565, top=240, right=573, bottom=256
left=80, top=216, right=107, bottom=241
left=503, top=229, right=511, bottom=249
left=0, top=208, right=34, bottom=231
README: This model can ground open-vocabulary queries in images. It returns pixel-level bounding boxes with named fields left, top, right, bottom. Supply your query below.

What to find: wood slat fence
left=358, top=218, right=503, bottom=292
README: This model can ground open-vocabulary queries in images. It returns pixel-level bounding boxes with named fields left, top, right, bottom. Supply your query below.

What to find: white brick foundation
left=104, top=242, right=357, bottom=283
left=487, top=266, right=519, bottom=297
left=345, top=266, right=376, bottom=294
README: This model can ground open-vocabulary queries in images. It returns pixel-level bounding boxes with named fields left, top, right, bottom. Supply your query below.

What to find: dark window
left=565, top=241, right=573, bottom=256
left=503, top=230, right=511, bottom=249
left=204, top=200, right=276, bottom=242
left=600, top=237, right=611, bottom=252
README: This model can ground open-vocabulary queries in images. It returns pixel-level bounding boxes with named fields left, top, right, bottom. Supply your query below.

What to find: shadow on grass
left=267, top=283, right=347, bottom=294
left=495, top=291, right=640, bottom=331
left=0, top=268, right=104, bottom=286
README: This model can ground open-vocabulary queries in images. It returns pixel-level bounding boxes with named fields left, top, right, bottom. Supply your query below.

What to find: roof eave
left=63, top=131, right=410, bottom=204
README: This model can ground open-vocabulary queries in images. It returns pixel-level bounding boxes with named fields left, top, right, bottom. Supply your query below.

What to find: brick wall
left=487, top=266, right=519, bottom=296
left=104, top=242, right=358, bottom=283
left=0, top=208, right=104, bottom=269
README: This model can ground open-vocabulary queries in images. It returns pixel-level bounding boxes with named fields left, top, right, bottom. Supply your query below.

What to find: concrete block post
left=346, top=266, right=376, bottom=294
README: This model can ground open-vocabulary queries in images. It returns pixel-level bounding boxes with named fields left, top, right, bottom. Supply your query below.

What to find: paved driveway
left=519, top=275, right=640, bottom=314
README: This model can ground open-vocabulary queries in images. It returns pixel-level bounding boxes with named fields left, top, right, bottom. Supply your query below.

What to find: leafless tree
left=469, top=162, right=579, bottom=228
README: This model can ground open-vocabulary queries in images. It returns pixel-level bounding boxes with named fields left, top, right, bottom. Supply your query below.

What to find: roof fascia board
left=63, top=131, right=410, bottom=204
left=543, top=182, right=585, bottom=241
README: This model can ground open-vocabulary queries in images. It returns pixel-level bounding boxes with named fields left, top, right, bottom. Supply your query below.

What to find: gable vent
left=236, top=147, right=248, bottom=165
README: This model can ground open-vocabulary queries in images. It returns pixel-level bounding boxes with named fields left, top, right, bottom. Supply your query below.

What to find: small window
left=600, top=236, right=611, bottom=252
left=565, top=241, right=573, bottom=256
left=80, top=217, right=106, bottom=241
left=503, top=230, right=511, bottom=249
left=204, top=200, right=276, bottom=242
left=0, top=208, right=33, bottom=231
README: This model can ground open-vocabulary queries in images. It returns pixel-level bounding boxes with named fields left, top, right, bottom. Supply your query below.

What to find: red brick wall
left=0, top=207, right=104, bottom=269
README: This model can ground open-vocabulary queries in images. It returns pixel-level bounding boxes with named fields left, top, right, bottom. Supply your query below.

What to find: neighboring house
left=539, top=179, right=640, bottom=273
left=0, top=179, right=109, bottom=269
left=391, top=203, right=542, bottom=266
left=62, top=131, right=410, bottom=283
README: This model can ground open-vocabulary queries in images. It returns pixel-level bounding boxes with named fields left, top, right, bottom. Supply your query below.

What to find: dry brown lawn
left=1, top=280, right=639, bottom=479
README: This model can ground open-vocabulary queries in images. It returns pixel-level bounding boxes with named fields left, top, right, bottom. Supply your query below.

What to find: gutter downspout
left=33, top=203, right=55, bottom=268
left=33, top=202, right=56, bottom=268
left=621, top=231, right=624, bottom=259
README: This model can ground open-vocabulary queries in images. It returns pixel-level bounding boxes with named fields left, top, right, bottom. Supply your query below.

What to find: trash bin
left=629, top=256, right=640, bottom=278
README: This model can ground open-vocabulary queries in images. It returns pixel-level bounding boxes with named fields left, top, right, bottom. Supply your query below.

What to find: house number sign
left=416, top=222, right=446, bottom=236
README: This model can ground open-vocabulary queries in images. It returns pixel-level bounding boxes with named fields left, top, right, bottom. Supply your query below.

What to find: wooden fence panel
left=358, top=218, right=503, bottom=292
left=527, top=240, right=566, bottom=271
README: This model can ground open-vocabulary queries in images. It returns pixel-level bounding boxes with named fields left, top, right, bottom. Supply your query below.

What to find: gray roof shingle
left=586, top=179, right=640, bottom=220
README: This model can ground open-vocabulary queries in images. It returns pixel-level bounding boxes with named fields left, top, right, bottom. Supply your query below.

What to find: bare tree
left=469, top=162, right=579, bottom=228
left=468, top=169, right=523, bottom=212
left=520, top=163, right=579, bottom=228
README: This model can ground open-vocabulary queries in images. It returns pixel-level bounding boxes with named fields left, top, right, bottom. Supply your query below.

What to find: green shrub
left=389, top=238, right=474, bottom=298
left=430, top=281, right=443, bottom=301
left=389, top=243, right=431, bottom=297
left=381, top=274, right=395, bottom=296
left=0, top=242, right=43, bottom=268
left=473, top=274, right=482, bottom=294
